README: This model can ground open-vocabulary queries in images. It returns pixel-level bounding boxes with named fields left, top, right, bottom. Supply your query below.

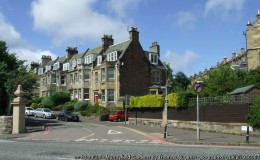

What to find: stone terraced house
left=31, top=27, right=167, bottom=107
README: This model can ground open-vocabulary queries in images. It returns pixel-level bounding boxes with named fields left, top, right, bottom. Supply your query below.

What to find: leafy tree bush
left=51, top=92, right=70, bottom=106
left=202, top=66, right=246, bottom=97
left=248, top=96, right=260, bottom=128
left=40, top=97, right=54, bottom=109
left=32, top=97, right=44, bottom=104
left=129, top=93, right=179, bottom=108
left=244, top=66, right=260, bottom=87
left=167, top=93, right=178, bottom=107
left=176, top=91, right=194, bottom=108
left=0, top=41, right=37, bottom=115
left=30, top=102, right=38, bottom=109
left=62, top=99, right=77, bottom=111
left=129, top=94, right=163, bottom=108
left=74, top=101, right=88, bottom=112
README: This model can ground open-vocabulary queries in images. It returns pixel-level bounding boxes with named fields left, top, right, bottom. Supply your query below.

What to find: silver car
left=25, top=107, right=35, bottom=116
left=34, top=108, right=56, bottom=119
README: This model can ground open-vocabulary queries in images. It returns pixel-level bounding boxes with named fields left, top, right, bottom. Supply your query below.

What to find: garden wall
left=128, top=118, right=260, bottom=136
left=0, top=116, right=12, bottom=134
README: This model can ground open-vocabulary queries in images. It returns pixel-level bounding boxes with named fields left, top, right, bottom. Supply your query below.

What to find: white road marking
left=0, top=140, right=14, bottom=143
left=108, top=130, right=122, bottom=134
left=74, top=138, right=161, bottom=144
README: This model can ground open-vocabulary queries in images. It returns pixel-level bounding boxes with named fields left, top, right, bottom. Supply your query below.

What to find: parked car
left=108, top=110, right=129, bottom=122
left=57, top=111, right=79, bottom=122
left=34, top=108, right=56, bottom=119
left=25, top=107, right=35, bottom=116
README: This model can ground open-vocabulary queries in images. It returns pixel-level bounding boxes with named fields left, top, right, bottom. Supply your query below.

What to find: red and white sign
left=193, top=82, right=203, bottom=94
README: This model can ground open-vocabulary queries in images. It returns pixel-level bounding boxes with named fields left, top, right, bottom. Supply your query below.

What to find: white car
left=34, top=108, right=56, bottom=119
left=25, top=107, right=35, bottom=116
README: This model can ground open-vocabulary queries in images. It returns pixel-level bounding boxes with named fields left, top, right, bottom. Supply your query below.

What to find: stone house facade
left=31, top=27, right=167, bottom=106
left=190, top=10, right=260, bottom=84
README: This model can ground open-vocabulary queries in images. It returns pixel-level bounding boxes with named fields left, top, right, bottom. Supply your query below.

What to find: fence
left=189, top=94, right=253, bottom=106
left=130, top=95, right=251, bottom=123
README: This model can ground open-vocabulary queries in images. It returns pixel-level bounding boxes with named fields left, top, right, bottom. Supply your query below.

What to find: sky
left=0, top=0, right=260, bottom=77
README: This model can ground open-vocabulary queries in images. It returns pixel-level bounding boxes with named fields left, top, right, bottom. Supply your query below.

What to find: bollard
left=246, top=126, right=249, bottom=142
left=164, top=124, right=168, bottom=139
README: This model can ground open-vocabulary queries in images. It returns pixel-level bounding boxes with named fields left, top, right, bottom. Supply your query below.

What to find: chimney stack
left=102, top=35, right=114, bottom=51
left=129, top=27, right=139, bottom=41
left=41, top=55, right=52, bottom=66
left=149, top=42, right=160, bottom=57
left=66, top=47, right=78, bottom=60
left=257, top=10, right=260, bottom=20
left=232, top=51, right=236, bottom=59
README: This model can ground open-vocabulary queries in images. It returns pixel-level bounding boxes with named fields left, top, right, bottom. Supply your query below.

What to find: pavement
left=1, top=117, right=260, bottom=147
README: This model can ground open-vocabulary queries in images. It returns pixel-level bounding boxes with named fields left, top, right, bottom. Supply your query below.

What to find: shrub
left=80, top=103, right=102, bottom=116
left=167, top=93, right=178, bottom=107
left=30, top=102, right=38, bottom=109
left=32, top=97, right=44, bottom=104
left=176, top=91, right=194, bottom=108
left=74, top=101, right=88, bottom=112
left=51, top=92, right=70, bottom=106
left=40, top=97, right=54, bottom=109
left=62, top=100, right=77, bottom=111
left=248, top=96, right=260, bottom=128
left=129, top=95, right=164, bottom=108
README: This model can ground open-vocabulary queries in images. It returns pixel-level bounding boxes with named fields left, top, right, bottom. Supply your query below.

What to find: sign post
left=193, top=82, right=203, bottom=141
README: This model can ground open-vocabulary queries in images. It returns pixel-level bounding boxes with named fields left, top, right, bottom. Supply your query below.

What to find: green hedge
left=129, top=93, right=178, bottom=108
left=248, top=96, right=260, bottom=128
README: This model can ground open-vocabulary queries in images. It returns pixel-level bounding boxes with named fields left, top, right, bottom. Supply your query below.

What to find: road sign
left=241, top=126, right=253, bottom=132
left=193, top=82, right=203, bottom=94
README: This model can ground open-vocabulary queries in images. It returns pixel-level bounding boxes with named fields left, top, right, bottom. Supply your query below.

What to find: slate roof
left=85, top=46, right=102, bottom=56
left=45, top=59, right=56, bottom=66
left=69, top=52, right=85, bottom=62
left=229, top=85, right=256, bottom=95
left=104, top=40, right=131, bottom=55
left=56, top=56, right=67, bottom=63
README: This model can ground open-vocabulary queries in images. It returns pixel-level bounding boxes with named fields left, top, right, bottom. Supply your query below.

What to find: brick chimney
left=41, top=55, right=52, bottom=66
left=129, top=27, right=139, bottom=41
left=102, top=35, right=114, bottom=51
left=149, top=42, right=160, bottom=57
left=66, top=47, right=78, bottom=60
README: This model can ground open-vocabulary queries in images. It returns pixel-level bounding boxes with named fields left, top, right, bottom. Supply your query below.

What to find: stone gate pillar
left=12, top=85, right=26, bottom=134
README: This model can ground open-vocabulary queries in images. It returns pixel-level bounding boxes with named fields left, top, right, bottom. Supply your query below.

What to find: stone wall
left=129, top=118, right=260, bottom=137
left=0, top=116, right=12, bottom=134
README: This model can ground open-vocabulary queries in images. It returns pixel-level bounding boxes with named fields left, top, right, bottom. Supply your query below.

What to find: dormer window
left=72, top=60, right=77, bottom=68
left=85, top=55, right=94, bottom=64
left=107, top=51, right=117, bottom=61
left=97, top=56, right=102, bottom=66
left=45, top=65, right=51, bottom=72
left=149, top=53, right=158, bottom=65
left=77, top=58, right=82, bottom=66
left=38, top=68, right=43, bottom=75
left=62, top=63, right=70, bottom=71
left=53, top=62, right=60, bottom=70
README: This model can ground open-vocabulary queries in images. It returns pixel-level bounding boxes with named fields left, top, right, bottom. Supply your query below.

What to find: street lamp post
left=161, top=86, right=168, bottom=138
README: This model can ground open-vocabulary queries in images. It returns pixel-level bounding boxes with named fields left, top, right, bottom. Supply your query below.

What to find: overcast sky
left=0, top=0, right=259, bottom=76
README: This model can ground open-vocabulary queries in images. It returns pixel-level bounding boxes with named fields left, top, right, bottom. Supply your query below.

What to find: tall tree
left=244, top=66, right=260, bottom=87
left=202, top=66, right=245, bottom=97
left=173, top=71, right=190, bottom=91
left=0, top=41, right=37, bottom=115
